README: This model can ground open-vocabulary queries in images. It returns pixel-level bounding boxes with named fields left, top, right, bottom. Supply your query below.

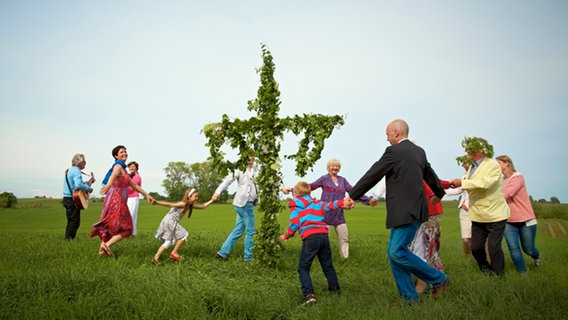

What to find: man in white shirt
left=212, top=155, right=259, bottom=262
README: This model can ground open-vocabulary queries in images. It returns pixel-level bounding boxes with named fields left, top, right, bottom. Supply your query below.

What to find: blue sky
left=1, top=1, right=567, bottom=203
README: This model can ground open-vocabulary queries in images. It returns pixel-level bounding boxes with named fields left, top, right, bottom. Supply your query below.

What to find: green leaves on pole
left=202, top=43, right=344, bottom=268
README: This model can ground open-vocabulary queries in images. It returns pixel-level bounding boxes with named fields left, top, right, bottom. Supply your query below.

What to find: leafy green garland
left=202, top=44, right=345, bottom=267
left=455, top=155, right=472, bottom=166
left=461, top=136, right=494, bottom=158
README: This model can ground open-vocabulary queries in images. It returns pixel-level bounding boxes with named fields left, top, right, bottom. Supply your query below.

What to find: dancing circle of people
left=63, top=119, right=541, bottom=305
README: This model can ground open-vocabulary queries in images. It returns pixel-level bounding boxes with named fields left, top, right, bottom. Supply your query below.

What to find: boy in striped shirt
left=279, top=181, right=344, bottom=305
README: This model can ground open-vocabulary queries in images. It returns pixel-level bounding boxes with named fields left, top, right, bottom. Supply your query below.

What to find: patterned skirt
left=90, top=185, right=132, bottom=242
left=155, top=208, right=188, bottom=242
left=409, top=215, right=444, bottom=272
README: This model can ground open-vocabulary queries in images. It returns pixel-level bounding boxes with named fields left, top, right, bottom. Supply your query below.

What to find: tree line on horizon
left=0, top=162, right=563, bottom=208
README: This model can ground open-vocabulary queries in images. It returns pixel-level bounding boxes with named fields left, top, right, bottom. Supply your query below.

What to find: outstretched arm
left=130, top=180, right=154, bottom=203
left=193, top=198, right=214, bottom=209
left=152, top=200, right=186, bottom=208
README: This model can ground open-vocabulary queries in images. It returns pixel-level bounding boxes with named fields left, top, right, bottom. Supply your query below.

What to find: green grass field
left=1, top=199, right=567, bottom=319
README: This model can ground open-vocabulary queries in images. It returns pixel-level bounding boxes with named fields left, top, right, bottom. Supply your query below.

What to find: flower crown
left=461, top=136, right=494, bottom=158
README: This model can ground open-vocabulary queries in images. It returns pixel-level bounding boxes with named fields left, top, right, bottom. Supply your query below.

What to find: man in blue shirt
left=63, top=154, right=95, bottom=240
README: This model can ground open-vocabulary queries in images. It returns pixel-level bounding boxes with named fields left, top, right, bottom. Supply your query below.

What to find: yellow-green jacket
left=462, top=157, right=510, bottom=223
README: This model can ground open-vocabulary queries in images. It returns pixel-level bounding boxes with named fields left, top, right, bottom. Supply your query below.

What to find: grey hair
left=71, top=154, right=85, bottom=166
left=326, top=158, right=341, bottom=171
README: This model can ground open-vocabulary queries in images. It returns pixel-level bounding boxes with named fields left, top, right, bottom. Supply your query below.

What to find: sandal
left=101, top=243, right=113, bottom=257
left=151, top=258, right=159, bottom=265
left=169, top=253, right=180, bottom=261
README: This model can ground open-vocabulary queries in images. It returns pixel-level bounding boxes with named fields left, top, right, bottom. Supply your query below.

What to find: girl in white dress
left=151, top=188, right=214, bottom=264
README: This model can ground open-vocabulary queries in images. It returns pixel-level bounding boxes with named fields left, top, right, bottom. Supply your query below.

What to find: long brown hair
left=182, top=188, right=197, bottom=219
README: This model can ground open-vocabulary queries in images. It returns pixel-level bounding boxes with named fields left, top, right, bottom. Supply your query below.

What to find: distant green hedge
left=532, top=202, right=568, bottom=219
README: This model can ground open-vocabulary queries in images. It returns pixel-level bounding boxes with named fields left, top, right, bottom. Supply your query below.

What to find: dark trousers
left=471, top=220, right=507, bottom=275
left=63, top=197, right=81, bottom=239
left=298, top=233, right=340, bottom=297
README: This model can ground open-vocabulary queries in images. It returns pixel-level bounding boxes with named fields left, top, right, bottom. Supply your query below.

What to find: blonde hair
left=71, top=154, right=85, bottom=166
left=327, top=158, right=341, bottom=171
left=496, top=155, right=517, bottom=173
left=294, top=181, right=311, bottom=197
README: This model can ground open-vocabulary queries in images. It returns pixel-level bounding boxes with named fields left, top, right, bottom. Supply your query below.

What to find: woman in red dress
left=91, top=145, right=154, bottom=256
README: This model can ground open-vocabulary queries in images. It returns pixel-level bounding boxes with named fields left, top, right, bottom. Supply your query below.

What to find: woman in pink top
left=497, top=155, right=541, bottom=272
left=127, top=161, right=142, bottom=236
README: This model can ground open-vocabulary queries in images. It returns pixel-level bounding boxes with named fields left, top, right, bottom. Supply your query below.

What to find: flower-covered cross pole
left=202, top=44, right=345, bottom=268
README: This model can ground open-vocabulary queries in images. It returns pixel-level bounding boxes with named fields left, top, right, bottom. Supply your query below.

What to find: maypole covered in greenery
left=202, top=44, right=344, bottom=267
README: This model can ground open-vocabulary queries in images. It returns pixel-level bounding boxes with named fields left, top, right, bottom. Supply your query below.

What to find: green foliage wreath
left=461, top=136, right=494, bottom=158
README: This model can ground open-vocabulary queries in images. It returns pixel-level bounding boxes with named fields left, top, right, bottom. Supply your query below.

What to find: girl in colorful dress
left=90, top=145, right=154, bottom=257
left=151, top=188, right=214, bottom=264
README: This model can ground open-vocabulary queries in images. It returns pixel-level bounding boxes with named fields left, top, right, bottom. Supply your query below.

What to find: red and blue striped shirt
left=283, top=195, right=344, bottom=240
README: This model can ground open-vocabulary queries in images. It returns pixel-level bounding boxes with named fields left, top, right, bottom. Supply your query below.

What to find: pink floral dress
left=90, top=170, right=133, bottom=242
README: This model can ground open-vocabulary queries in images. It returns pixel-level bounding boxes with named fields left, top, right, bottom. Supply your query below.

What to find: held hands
left=369, top=197, right=377, bottom=207
left=449, top=179, right=462, bottom=188
left=146, top=194, right=155, bottom=204
left=343, top=195, right=355, bottom=210
left=211, top=193, right=220, bottom=202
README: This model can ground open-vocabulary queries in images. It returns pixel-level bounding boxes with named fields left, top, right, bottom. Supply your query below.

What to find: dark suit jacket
left=349, top=139, right=445, bottom=229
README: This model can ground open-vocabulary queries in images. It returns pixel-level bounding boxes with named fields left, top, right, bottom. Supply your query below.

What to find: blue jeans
left=388, top=221, right=446, bottom=302
left=504, top=222, right=540, bottom=272
left=218, top=202, right=256, bottom=261
left=298, top=233, right=340, bottom=297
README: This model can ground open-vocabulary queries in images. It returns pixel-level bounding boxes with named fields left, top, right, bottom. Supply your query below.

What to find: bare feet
left=415, top=279, right=428, bottom=294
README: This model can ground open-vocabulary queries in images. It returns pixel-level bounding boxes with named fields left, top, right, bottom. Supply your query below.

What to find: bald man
left=345, top=119, right=450, bottom=304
